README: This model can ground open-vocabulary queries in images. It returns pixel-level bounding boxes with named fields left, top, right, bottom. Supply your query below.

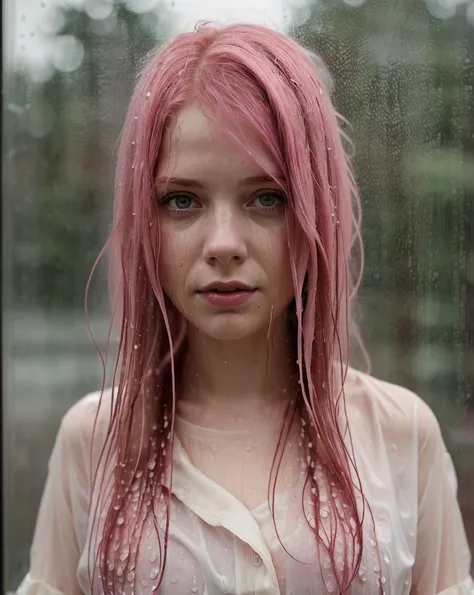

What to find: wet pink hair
left=86, top=22, right=379, bottom=594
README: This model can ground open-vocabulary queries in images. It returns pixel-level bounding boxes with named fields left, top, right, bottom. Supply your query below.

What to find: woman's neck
left=179, top=318, right=296, bottom=414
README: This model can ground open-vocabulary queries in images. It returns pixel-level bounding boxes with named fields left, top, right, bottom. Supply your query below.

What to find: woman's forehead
left=156, top=105, right=281, bottom=185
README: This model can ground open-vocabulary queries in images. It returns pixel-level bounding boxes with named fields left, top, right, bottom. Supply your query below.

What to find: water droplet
left=169, top=572, right=179, bottom=583
left=117, top=516, right=124, bottom=526
left=149, top=552, right=157, bottom=563
left=374, top=564, right=380, bottom=572
left=149, top=568, right=159, bottom=580
left=134, top=344, right=138, bottom=350
left=381, top=576, right=386, bottom=584
left=127, top=571, right=135, bottom=582
left=146, top=91, right=151, bottom=98
left=370, top=538, right=376, bottom=547
left=384, top=554, right=390, bottom=564
left=320, top=508, right=329, bottom=519
left=327, top=581, right=334, bottom=593
left=116, top=567, right=124, bottom=577
left=148, top=459, right=156, bottom=470
left=119, top=546, right=129, bottom=561
left=245, top=446, right=252, bottom=452
left=323, top=557, right=331, bottom=569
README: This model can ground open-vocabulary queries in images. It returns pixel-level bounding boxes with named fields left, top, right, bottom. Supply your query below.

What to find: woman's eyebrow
left=154, top=174, right=277, bottom=190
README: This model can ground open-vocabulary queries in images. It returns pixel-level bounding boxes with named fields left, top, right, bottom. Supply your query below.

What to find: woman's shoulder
left=345, top=366, right=444, bottom=453
left=56, top=387, right=115, bottom=462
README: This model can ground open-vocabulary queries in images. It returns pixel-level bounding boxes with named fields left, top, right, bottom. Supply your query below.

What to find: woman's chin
left=190, top=316, right=263, bottom=342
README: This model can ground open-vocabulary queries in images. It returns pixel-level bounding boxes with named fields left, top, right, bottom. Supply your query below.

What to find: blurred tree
left=291, top=0, right=474, bottom=414
left=7, top=3, right=162, bottom=311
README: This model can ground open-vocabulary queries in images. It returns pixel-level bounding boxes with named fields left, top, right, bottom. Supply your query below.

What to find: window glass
left=4, top=0, right=473, bottom=588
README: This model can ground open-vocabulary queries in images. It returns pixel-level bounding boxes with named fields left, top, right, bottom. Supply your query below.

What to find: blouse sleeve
left=17, top=401, right=92, bottom=595
left=411, top=400, right=473, bottom=594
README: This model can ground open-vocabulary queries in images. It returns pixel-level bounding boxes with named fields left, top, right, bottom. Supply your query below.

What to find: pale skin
left=156, top=105, right=297, bottom=427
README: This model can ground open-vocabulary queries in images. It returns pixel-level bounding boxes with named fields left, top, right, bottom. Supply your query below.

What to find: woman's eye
left=163, top=194, right=199, bottom=211
left=253, top=192, right=286, bottom=209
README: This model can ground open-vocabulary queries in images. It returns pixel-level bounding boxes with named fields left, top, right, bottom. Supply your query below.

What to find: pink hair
left=85, top=22, right=380, bottom=594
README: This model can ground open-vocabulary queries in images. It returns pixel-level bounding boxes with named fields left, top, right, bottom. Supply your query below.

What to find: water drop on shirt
left=169, top=572, right=179, bottom=584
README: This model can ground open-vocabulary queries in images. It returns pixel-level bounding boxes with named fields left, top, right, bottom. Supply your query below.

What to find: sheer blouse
left=17, top=367, right=473, bottom=594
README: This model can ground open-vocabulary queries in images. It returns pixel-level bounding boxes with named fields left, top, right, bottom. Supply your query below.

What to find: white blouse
left=17, top=367, right=473, bottom=594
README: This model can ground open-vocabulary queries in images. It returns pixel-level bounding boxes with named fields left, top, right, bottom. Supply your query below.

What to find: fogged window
left=4, top=0, right=473, bottom=588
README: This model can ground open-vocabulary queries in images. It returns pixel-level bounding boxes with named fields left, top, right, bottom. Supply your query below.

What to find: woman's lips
left=197, top=289, right=256, bottom=308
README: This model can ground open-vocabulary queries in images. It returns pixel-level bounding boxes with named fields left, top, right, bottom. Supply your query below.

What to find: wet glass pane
left=3, top=0, right=473, bottom=590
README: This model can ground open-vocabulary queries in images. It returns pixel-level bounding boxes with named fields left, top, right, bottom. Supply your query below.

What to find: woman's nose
left=202, top=207, right=248, bottom=266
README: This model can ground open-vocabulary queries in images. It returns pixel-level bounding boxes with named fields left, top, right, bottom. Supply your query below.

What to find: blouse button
left=251, top=552, right=262, bottom=567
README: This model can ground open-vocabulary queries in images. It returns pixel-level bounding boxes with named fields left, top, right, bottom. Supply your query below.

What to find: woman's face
left=156, top=105, right=294, bottom=341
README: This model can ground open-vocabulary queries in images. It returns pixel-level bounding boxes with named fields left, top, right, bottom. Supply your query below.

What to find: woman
left=18, top=22, right=472, bottom=595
